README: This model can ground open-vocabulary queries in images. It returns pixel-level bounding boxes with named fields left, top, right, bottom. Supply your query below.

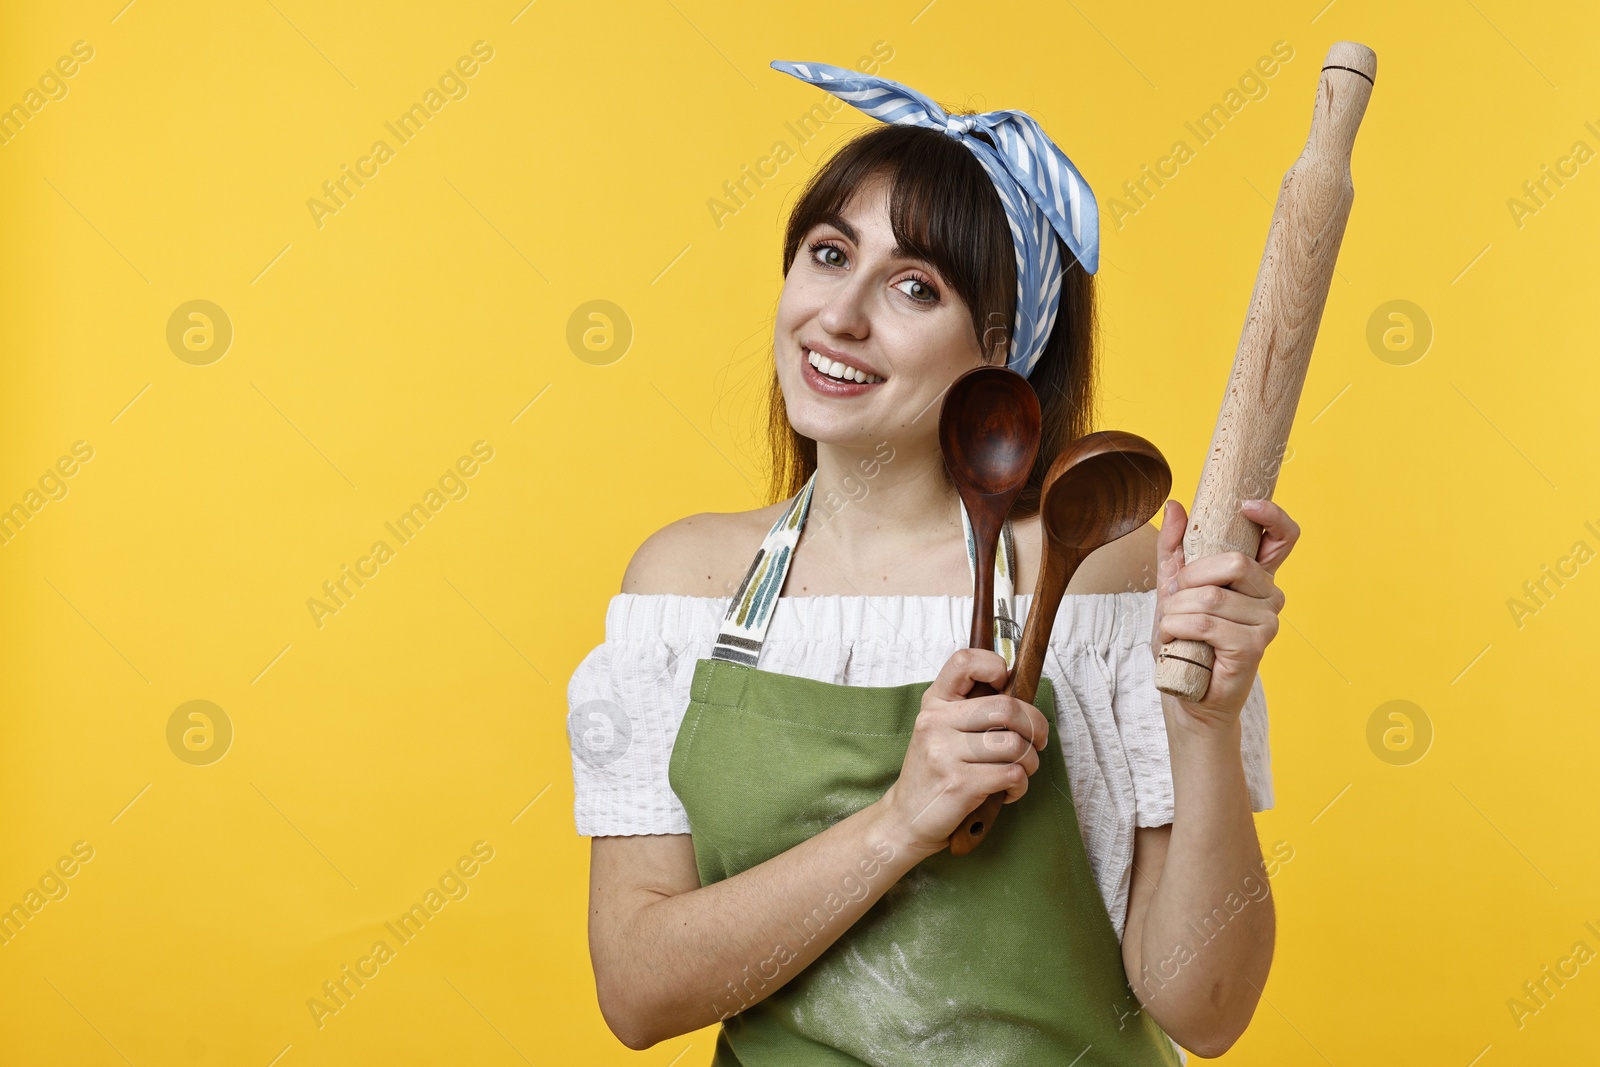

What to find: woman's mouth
left=802, top=346, right=887, bottom=397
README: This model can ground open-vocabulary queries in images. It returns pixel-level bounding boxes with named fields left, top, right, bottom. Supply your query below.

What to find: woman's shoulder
left=620, top=501, right=789, bottom=598
left=1011, top=513, right=1161, bottom=596
left=1073, top=521, right=1161, bottom=595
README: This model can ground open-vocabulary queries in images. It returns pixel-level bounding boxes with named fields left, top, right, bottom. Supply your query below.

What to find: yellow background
left=1, top=0, right=1596, bottom=1062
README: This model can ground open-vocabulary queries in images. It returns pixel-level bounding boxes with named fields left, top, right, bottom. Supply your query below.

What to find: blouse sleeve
left=565, top=594, right=703, bottom=837
left=1107, top=590, right=1275, bottom=827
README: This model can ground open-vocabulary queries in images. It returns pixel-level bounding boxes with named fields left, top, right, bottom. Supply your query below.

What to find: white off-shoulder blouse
left=565, top=587, right=1273, bottom=941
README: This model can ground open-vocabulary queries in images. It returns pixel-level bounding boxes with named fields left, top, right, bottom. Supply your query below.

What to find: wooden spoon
left=949, top=430, right=1172, bottom=856
left=937, top=364, right=1041, bottom=684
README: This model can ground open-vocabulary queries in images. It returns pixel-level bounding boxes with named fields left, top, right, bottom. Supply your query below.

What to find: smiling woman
left=569, top=57, right=1290, bottom=1066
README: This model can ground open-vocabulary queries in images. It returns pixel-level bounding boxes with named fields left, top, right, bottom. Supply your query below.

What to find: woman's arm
left=1120, top=713, right=1273, bottom=1057
left=1119, top=496, right=1299, bottom=1056
left=588, top=804, right=923, bottom=1050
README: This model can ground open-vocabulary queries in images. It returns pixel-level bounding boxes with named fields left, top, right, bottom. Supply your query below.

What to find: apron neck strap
left=711, top=471, right=1019, bottom=670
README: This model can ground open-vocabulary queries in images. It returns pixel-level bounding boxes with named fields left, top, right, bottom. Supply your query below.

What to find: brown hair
left=764, top=121, right=1099, bottom=518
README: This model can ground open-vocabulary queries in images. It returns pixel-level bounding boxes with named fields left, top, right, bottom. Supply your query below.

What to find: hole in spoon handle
left=949, top=791, right=1006, bottom=856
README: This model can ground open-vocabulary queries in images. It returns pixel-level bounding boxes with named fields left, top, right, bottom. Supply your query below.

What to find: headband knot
left=770, top=59, right=1100, bottom=380
left=943, top=114, right=978, bottom=138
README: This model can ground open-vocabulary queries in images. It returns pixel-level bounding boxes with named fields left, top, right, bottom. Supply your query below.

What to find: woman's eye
left=811, top=242, right=846, bottom=268
left=895, top=277, right=938, bottom=303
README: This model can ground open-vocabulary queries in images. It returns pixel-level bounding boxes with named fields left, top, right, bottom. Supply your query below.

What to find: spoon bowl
left=938, top=365, right=1042, bottom=665
left=940, top=369, right=1042, bottom=493
left=1040, top=432, right=1172, bottom=550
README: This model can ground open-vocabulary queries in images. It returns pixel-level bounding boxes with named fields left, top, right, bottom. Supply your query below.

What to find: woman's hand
left=876, top=648, right=1050, bottom=858
left=1151, top=497, right=1300, bottom=725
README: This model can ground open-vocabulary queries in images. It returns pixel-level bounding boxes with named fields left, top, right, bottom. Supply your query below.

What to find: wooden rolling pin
left=1154, top=42, right=1376, bottom=702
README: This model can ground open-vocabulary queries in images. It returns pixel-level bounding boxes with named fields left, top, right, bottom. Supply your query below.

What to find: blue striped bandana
left=771, top=60, right=1100, bottom=380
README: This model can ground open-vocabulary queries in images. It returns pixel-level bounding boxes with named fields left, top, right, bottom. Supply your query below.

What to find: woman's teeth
left=806, top=348, right=883, bottom=384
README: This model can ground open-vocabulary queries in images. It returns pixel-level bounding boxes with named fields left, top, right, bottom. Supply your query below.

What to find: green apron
left=668, top=472, right=1183, bottom=1066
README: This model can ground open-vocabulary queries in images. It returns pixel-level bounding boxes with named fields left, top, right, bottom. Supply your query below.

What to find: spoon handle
left=948, top=568, right=1049, bottom=858
left=966, top=505, right=1003, bottom=656
left=947, top=503, right=1005, bottom=855
left=952, top=792, right=1005, bottom=857
left=949, top=676, right=1005, bottom=857
left=948, top=546, right=1083, bottom=856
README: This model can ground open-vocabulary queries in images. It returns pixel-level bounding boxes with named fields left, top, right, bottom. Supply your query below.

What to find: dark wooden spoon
left=938, top=364, right=1041, bottom=682
left=949, top=430, right=1172, bottom=856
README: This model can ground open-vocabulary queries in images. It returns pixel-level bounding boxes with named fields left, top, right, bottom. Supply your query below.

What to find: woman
left=568, top=59, right=1298, bottom=1064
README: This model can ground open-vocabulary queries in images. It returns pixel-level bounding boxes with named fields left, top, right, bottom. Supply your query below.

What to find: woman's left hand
left=1151, top=497, right=1300, bottom=725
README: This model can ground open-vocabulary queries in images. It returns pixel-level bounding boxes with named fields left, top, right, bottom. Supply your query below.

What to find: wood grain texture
left=1155, top=41, right=1377, bottom=702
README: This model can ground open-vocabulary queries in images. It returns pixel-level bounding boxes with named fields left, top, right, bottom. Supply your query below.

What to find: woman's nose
left=815, top=272, right=873, bottom=339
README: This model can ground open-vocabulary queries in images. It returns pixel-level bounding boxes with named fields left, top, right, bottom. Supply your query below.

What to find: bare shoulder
left=1070, top=521, right=1160, bottom=594
left=620, top=501, right=788, bottom=597
left=1011, top=515, right=1160, bottom=596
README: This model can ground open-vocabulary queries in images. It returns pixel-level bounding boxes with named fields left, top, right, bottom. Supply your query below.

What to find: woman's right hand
left=877, top=647, right=1051, bottom=857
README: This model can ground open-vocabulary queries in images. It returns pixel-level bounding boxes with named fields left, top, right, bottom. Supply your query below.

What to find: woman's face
left=774, top=173, right=992, bottom=454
